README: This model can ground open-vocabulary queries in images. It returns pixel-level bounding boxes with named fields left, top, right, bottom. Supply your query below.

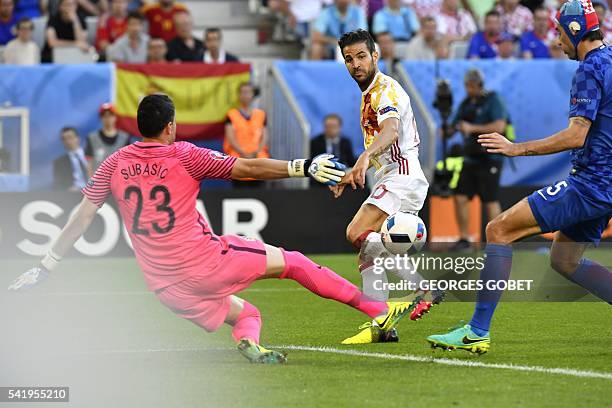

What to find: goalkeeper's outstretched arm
left=8, top=197, right=98, bottom=291
left=230, top=155, right=346, bottom=185
left=41, top=196, right=99, bottom=270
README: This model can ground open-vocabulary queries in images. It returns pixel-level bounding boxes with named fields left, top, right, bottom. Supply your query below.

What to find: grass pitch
left=1, top=253, right=611, bottom=407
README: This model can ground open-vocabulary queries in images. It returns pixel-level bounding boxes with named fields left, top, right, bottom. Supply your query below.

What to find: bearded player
left=8, top=94, right=422, bottom=364
left=331, top=29, right=443, bottom=345
left=428, top=0, right=611, bottom=354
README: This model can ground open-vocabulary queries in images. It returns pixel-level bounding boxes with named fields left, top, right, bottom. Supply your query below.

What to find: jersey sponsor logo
left=571, top=97, right=592, bottom=105
left=209, top=151, right=230, bottom=161
left=378, top=106, right=398, bottom=116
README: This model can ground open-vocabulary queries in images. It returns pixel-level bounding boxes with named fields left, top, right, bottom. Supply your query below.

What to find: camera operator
left=450, top=68, right=509, bottom=250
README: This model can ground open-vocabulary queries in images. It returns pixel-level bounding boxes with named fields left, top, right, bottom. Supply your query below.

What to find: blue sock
left=469, top=244, right=513, bottom=336
left=570, top=259, right=612, bottom=304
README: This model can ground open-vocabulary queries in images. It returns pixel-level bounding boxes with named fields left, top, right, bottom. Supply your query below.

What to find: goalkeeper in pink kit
left=9, top=95, right=421, bottom=364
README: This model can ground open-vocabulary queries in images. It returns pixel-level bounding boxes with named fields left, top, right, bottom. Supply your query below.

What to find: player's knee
left=346, top=223, right=360, bottom=244
left=550, top=257, right=580, bottom=277
left=485, top=217, right=510, bottom=244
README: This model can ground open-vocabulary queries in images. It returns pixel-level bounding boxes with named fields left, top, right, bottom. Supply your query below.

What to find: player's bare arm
left=231, top=156, right=346, bottom=185
left=8, top=197, right=99, bottom=290
left=351, top=117, right=400, bottom=188
left=478, top=116, right=591, bottom=157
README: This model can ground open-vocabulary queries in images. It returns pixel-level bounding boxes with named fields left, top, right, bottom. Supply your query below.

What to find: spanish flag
left=115, top=63, right=251, bottom=140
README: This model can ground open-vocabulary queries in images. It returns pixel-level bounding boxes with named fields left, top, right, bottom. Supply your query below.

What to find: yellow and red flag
left=115, top=63, right=250, bottom=140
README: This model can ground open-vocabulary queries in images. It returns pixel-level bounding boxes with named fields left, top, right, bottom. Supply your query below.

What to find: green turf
left=1, top=254, right=611, bottom=407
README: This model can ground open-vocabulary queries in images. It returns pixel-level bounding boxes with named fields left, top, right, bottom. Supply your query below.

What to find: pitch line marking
left=70, top=344, right=612, bottom=381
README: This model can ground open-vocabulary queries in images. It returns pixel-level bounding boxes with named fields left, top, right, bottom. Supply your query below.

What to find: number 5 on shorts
left=537, top=180, right=568, bottom=201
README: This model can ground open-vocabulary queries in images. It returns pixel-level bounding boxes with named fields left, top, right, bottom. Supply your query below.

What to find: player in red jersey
left=9, top=94, right=421, bottom=364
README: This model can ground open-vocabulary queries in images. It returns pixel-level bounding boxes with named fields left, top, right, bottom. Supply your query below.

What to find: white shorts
left=364, top=164, right=429, bottom=216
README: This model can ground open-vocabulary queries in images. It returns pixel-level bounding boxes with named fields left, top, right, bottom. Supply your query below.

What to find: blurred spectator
left=107, top=11, right=148, bottom=62
left=0, top=0, right=17, bottom=45
left=310, top=114, right=356, bottom=170
left=14, top=0, right=42, bottom=19
left=166, top=11, right=203, bottom=62
left=203, top=28, right=239, bottom=63
left=77, top=0, right=108, bottom=19
left=224, top=83, right=269, bottom=188
left=372, top=0, right=420, bottom=42
left=268, top=0, right=332, bottom=39
left=4, top=17, right=40, bottom=64
left=41, top=0, right=89, bottom=63
left=146, top=36, right=167, bottom=62
left=360, top=0, right=384, bottom=23
left=592, top=1, right=612, bottom=44
left=311, top=0, right=367, bottom=59
left=376, top=31, right=398, bottom=64
left=497, top=32, right=517, bottom=59
left=435, top=0, right=477, bottom=42
left=549, top=40, right=566, bottom=59
left=0, top=148, right=9, bottom=172
left=405, top=15, right=442, bottom=60
left=407, top=0, right=478, bottom=20
left=520, top=6, right=555, bottom=58
left=53, top=126, right=90, bottom=191
left=141, top=0, right=186, bottom=42
left=451, top=68, right=508, bottom=250
left=520, top=0, right=545, bottom=11
left=467, top=10, right=502, bottom=59
left=85, top=103, right=130, bottom=172
left=95, top=0, right=128, bottom=55
left=495, top=0, right=533, bottom=37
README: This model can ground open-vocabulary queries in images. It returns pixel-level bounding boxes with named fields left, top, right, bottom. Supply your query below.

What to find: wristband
left=41, top=250, right=62, bottom=272
left=287, top=159, right=312, bottom=178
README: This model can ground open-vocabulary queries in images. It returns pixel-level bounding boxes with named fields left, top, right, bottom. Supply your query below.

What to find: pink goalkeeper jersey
left=82, top=141, right=236, bottom=291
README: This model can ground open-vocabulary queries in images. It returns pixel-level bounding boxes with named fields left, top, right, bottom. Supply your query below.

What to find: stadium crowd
left=1, top=0, right=610, bottom=65
left=0, top=0, right=240, bottom=64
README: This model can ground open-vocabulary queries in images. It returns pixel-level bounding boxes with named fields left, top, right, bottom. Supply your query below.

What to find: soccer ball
left=380, top=212, right=427, bottom=255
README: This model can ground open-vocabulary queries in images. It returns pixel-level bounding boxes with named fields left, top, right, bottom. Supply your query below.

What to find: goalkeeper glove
left=7, top=250, right=60, bottom=291
left=8, top=266, right=50, bottom=291
left=288, top=154, right=347, bottom=186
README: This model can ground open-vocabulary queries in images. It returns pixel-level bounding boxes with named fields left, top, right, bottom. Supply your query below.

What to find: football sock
left=280, top=250, right=388, bottom=318
left=231, top=301, right=262, bottom=344
left=569, top=259, right=612, bottom=303
left=360, top=263, right=389, bottom=302
left=469, top=244, right=513, bottom=336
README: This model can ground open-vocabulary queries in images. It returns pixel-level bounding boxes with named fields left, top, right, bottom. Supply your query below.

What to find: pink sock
left=280, top=250, right=388, bottom=318
left=231, top=301, right=261, bottom=344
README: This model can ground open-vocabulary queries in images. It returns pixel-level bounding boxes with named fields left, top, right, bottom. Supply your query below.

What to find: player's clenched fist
left=288, top=154, right=347, bottom=186
left=8, top=266, right=50, bottom=291
left=478, top=133, right=519, bottom=156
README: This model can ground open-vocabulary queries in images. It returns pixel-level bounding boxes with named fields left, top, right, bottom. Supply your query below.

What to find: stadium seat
left=53, top=46, right=98, bottom=64
left=32, top=16, right=48, bottom=50
left=449, top=41, right=469, bottom=59
left=85, top=16, right=98, bottom=48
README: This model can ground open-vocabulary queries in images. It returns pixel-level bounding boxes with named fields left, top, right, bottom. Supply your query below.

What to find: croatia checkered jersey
left=569, top=45, right=612, bottom=193
left=82, top=141, right=236, bottom=290
left=360, top=72, right=420, bottom=177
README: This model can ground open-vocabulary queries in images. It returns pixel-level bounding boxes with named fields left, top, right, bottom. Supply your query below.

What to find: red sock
left=280, top=250, right=387, bottom=318
left=231, top=301, right=261, bottom=344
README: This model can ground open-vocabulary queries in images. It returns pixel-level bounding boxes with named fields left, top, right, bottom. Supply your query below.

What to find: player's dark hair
left=137, top=94, right=175, bottom=138
left=485, top=9, right=501, bottom=19
left=338, top=29, right=376, bottom=56
left=582, top=29, right=604, bottom=42
left=127, top=11, right=144, bottom=22
left=324, top=113, right=343, bottom=126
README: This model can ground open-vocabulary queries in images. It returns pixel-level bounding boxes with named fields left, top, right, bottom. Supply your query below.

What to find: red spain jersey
left=95, top=14, right=128, bottom=50
left=82, top=141, right=236, bottom=290
left=141, top=2, right=187, bottom=42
